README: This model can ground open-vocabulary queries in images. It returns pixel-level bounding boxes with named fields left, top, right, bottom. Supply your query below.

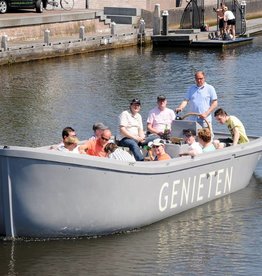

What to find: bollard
left=241, top=1, right=247, bottom=18
left=79, top=26, right=85, bottom=40
left=111, top=22, right=116, bottom=35
left=153, top=4, right=161, bottom=35
left=139, top=18, right=145, bottom=35
left=44, top=29, right=50, bottom=45
left=162, top=10, right=169, bottom=35
left=1, top=35, right=8, bottom=51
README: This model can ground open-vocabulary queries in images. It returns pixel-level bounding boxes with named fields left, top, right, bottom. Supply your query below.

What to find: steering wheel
left=180, top=112, right=211, bottom=131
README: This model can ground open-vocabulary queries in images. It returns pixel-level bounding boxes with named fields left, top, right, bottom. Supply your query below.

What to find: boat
left=0, top=118, right=261, bottom=239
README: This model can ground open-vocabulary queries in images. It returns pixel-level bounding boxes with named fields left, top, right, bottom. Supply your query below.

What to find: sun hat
left=148, top=138, right=165, bottom=148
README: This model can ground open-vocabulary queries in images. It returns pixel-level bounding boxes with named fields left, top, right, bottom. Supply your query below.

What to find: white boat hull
left=0, top=135, right=261, bottom=239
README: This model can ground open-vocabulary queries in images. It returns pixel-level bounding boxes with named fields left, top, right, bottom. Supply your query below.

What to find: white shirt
left=118, top=110, right=143, bottom=140
left=189, top=141, right=203, bottom=154
left=224, top=11, right=235, bottom=21
left=57, top=144, right=80, bottom=154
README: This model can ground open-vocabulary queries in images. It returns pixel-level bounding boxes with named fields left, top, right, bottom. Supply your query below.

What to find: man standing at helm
left=175, top=71, right=218, bottom=129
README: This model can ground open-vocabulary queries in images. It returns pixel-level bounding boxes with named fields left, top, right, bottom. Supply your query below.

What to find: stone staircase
left=95, top=10, right=112, bottom=26
left=95, top=8, right=140, bottom=34
left=103, top=7, right=141, bottom=26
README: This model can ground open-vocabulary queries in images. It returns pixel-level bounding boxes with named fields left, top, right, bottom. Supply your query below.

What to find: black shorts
left=219, top=19, right=224, bottom=29
left=227, top=19, right=236, bottom=25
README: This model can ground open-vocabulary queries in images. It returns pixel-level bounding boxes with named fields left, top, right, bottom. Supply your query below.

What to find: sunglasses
left=101, top=136, right=110, bottom=141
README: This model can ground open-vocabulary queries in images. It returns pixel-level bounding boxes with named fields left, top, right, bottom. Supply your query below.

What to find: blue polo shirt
left=185, top=82, right=217, bottom=126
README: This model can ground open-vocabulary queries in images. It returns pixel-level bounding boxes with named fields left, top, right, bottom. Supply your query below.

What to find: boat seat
left=165, top=143, right=189, bottom=158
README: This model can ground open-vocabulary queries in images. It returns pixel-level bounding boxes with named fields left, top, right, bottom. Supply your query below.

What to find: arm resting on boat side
left=179, top=149, right=198, bottom=157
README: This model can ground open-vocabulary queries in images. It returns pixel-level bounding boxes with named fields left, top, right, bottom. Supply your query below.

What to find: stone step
left=106, top=15, right=138, bottom=25
left=104, top=7, right=141, bottom=17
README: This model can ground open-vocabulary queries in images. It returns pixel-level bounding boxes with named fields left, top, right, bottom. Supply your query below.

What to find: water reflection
left=0, top=37, right=261, bottom=146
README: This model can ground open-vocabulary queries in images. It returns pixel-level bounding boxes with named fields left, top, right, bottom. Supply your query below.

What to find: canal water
left=0, top=36, right=262, bottom=275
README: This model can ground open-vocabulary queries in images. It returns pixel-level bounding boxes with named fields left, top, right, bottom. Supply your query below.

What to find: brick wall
left=74, top=0, right=86, bottom=9
left=87, top=0, right=146, bottom=10
left=86, top=0, right=261, bottom=12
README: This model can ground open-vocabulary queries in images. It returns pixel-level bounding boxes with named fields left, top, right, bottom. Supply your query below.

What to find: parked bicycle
left=44, top=0, right=74, bottom=11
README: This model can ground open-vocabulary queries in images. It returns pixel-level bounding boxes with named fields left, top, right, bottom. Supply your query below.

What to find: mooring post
left=44, top=29, right=50, bottom=45
left=111, top=22, right=116, bottom=35
left=153, top=4, right=161, bottom=35
left=79, top=26, right=85, bottom=40
left=1, top=35, right=8, bottom=51
left=138, top=18, right=145, bottom=46
left=139, top=18, right=145, bottom=35
left=162, top=10, right=169, bottom=35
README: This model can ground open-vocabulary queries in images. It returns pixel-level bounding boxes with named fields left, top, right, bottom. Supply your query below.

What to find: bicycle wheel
left=60, top=0, right=74, bottom=10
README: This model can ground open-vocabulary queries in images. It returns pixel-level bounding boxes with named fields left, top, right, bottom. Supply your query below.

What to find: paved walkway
left=209, top=17, right=262, bottom=35
left=0, top=9, right=100, bottom=28
left=1, top=9, right=262, bottom=33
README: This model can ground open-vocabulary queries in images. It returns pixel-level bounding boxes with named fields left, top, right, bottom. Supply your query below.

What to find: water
left=0, top=36, right=262, bottom=275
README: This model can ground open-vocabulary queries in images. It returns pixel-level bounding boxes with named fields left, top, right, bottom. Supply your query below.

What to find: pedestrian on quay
left=223, top=6, right=236, bottom=40
left=214, top=2, right=226, bottom=38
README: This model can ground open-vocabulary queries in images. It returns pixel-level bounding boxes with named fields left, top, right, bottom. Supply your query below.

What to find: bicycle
left=44, top=0, right=74, bottom=11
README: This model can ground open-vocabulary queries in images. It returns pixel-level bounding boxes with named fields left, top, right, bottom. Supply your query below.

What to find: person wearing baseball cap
left=147, top=95, right=176, bottom=141
left=117, top=98, right=145, bottom=161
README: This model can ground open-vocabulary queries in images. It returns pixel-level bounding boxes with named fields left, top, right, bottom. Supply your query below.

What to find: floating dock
left=152, top=29, right=253, bottom=48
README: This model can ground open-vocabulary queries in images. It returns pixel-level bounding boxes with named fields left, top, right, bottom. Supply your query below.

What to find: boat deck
left=152, top=32, right=253, bottom=48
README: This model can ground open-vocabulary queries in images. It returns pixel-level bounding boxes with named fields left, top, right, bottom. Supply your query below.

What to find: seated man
left=50, top=126, right=77, bottom=150
left=148, top=138, right=171, bottom=161
left=214, top=108, right=249, bottom=147
left=89, top=122, right=108, bottom=140
left=147, top=95, right=176, bottom=140
left=179, top=129, right=203, bottom=157
left=80, top=128, right=112, bottom=157
left=104, top=143, right=136, bottom=162
left=118, top=99, right=145, bottom=161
